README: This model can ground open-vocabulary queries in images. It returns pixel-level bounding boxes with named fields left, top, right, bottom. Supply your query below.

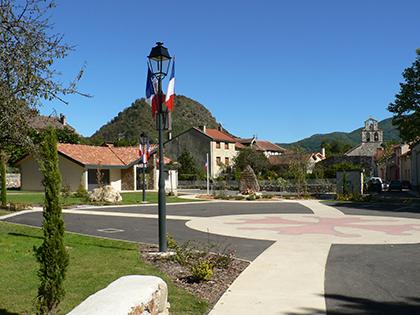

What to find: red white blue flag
left=165, top=59, right=175, bottom=111
left=139, top=141, right=150, bottom=164
left=146, top=67, right=159, bottom=118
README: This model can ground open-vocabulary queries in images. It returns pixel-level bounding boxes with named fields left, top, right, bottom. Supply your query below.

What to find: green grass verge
left=6, top=191, right=195, bottom=207
left=0, top=222, right=208, bottom=314
left=0, top=209, right=11, bottom=216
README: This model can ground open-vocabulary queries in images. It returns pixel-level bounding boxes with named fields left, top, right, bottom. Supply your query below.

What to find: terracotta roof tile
left=254, top=141, right=286, bottom=152
left=204, top=129, right=237, bottom=143
left=57, top=143, right=169, bottom=167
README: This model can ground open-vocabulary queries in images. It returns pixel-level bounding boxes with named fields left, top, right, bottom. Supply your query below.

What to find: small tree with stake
left=34, top=128, right=69, bottom=314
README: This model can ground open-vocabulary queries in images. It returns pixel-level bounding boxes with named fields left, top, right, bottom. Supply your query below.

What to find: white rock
left=68, top=275, right=169, bottom=315
left=89, top=185, right=122, bottom=203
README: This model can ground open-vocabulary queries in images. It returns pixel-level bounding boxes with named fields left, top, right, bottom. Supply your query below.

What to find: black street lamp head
left=148, top=42, right=171, bottom=79
left=140, top=132, right=148, bottom=145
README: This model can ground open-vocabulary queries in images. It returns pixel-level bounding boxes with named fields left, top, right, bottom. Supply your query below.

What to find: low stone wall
left=68, top=275, right=169, bottom=315
left=6, top=173, right=21, bottom=189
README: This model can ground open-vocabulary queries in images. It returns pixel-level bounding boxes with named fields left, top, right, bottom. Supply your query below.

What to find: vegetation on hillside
left=89, top=95, right=219, bottom=144
left=279, top=117, right=400, bottom=152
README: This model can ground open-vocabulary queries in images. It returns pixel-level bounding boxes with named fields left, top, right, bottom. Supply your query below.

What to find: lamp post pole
left=148, top=42, right=171, bottom=252
left=157, top=80, right=167, bottom=252
left=140, top=132, right=148, bottom=203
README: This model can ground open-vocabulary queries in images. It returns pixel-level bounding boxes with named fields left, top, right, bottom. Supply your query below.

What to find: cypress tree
left=0, top=155, right=6, bottom=208
left=34, top=128, right=69, bottom=314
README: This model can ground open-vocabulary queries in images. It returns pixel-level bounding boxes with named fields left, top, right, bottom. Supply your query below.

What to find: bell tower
left=361, top=117, right=383, bottom=143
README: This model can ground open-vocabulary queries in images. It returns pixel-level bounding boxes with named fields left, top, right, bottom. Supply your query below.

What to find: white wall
left=210, top=141, right=238, bottom=178
left=110, top=168, right=121, bottom=191
left=19, top=156, right=43, bottom=191
left=19, top=155, right=84, bottom=191
left=59, top=155, right=85, bottom=191
left=153, top=170, right=178, bottom=193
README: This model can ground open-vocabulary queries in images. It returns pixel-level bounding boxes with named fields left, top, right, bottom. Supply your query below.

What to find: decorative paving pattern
left=230, top=216, right=420, bottom=238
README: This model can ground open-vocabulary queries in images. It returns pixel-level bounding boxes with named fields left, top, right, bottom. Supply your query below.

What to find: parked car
left=382, top=181, right=389, bottom=191
left=388, top=180, right=403, bottom=192
left=368, top=177, right=383, bottom=193
left=401, top=180, right=412, bottom=190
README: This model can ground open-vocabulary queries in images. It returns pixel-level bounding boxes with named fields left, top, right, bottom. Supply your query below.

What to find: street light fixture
left=139, top=132, right=149, bottom=203
left=148, top=42, right=172, bottom=252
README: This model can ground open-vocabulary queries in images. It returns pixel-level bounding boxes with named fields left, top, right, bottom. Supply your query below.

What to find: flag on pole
left=146, top=67, right=158, bottom=118
left=139, top=141, right=151, bottom=164
left=165, top=59, right=175, bottom=111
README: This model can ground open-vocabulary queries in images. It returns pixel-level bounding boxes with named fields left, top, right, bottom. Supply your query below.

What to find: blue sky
left=42, top=0, right=420, bottom=143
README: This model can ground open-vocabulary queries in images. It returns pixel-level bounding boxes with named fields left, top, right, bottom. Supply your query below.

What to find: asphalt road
left=3, top=200, right=420, bottom=314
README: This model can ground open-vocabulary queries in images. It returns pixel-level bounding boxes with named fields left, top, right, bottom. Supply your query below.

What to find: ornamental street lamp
left=148, top=42, right=172, bottom=252
left=139, top=132, right=149, bottom=203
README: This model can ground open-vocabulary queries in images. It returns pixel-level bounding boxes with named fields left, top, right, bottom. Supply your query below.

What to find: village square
left=1, top=1, right=420, bottom=315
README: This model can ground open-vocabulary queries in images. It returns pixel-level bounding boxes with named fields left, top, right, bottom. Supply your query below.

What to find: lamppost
left=148, top=42, right=171, bottom=252
left=139, top=132, right=149, bottom=202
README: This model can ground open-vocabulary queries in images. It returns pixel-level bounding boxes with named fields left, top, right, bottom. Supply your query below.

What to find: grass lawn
left=0, top=221, right=208, bottom=314
left=5, top=191, right=195, bottom=207
left=0, top=209, right=11, bottom=216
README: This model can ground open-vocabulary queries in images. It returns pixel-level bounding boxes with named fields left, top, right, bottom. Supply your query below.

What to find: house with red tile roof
left=235, top=137, right=287, bottom=157
left=17, top=143, right=176, bottom=192
left=165, top=126, right=242, bottom=178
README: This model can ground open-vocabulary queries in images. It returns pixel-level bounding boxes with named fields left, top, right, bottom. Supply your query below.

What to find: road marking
left=97, top=228, right=125, bottom=233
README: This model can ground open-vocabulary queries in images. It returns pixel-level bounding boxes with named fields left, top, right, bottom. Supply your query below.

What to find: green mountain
left=89, top=95, right=219, bottom=144
left=279, top=117, right=401, bottom=152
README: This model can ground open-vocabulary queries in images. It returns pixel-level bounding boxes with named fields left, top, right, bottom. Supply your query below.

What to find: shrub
left=166, top=234, right=178, bottom=250
left=7, top=202, right=31, bottom=211
left=74, top=184, right=88, bottom=199
left=190, top=259, right=213, bottom=282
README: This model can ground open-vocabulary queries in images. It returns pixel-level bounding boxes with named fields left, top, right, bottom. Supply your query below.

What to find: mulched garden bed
left=139, top=243, right=249, bottom=306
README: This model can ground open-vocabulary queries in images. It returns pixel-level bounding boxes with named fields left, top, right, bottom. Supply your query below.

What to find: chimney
left=59, top=114, right=66, bottom=126
left=218, top=124, right=222, bottom=131
left=321, top=147, right=326, bottom=158
left=199, top=125, right=206, bottom=133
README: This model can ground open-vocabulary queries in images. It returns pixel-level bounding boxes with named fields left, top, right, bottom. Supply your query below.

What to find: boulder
left=239, top=165, right=260, bottom=194
left=68, top=275, right=169, bottom=315
left=89, top=185, right=122, bottom=203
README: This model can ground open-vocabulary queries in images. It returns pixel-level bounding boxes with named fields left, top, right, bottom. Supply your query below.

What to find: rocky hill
left=89, top=95, right=219, bottom=144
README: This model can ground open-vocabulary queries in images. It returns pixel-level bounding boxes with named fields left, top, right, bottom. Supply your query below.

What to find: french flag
left=146, top=67, right=158, bottom=117
left=165, top=59, right=175, bottom=111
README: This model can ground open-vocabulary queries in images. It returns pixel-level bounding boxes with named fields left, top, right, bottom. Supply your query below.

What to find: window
left=88, top=169, right=110, bottom=190
left=225, top=157, right=229, bottom=165
left=225, top=143, right=229, bottom=149
left=216, top=157, right=221, bottom=165
left=216, top=142, right=221, bottom=149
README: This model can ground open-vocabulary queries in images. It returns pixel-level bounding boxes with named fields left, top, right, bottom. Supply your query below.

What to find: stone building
left=164, top=126, right=243, bottom=178
left=346, top=117, right=383, bottom=157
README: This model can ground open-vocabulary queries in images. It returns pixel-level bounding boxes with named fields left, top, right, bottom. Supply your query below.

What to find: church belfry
left=361, top=118, right=383, bottom=144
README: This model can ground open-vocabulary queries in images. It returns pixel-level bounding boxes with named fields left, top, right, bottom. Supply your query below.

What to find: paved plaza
left=2, top=199, right=420, bottom=314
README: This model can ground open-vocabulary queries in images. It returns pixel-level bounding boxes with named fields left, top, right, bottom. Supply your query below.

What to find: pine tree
left=34, top=128, right=69, bottom=314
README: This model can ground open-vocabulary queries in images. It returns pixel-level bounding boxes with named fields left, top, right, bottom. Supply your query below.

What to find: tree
left=320, top=140, right=352, bottom=156
left=388, top=49, right=420, bottom=144
left=233, top=147, right=269, bottom=176
left=177, top=151, right=198, bottom=180
left=286, top=148, right=308, bottom=196
left=34, top=128, right=69, bottom=314
left=0, top=151, right=6, bottom=208
left=0, top=0, right=87, bottom=206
